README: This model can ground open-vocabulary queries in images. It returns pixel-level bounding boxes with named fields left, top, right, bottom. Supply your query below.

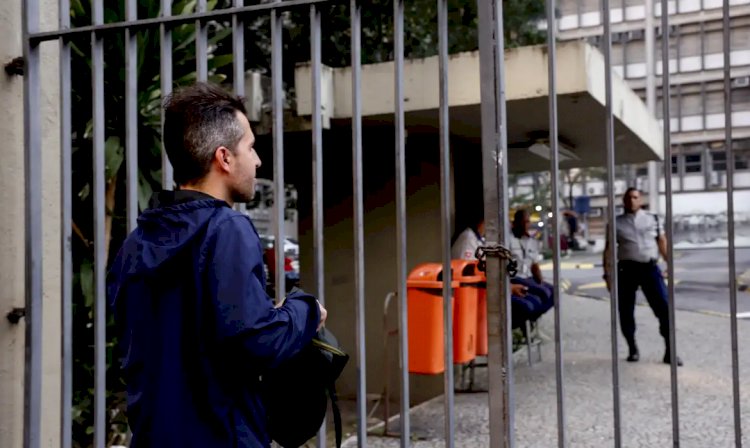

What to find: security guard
left=603, top=188, right=683, bottom=366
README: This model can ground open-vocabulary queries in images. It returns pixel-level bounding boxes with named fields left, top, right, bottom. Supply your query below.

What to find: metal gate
left=19, top=0, right=743, bottom=447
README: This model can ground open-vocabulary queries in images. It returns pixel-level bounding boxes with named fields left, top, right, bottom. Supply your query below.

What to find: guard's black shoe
left=627, top=344, right=640, bottom=362
left=663, top=351, right=683, bottom=366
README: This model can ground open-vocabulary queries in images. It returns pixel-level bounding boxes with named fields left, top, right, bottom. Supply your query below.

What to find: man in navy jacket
left=107, top=82, right=326, bottom=447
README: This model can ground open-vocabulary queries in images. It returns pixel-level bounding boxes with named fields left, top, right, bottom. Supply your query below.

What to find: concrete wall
left=0, top=0, right=27, bottom=443
left=1, top=0, right=61, bottom=445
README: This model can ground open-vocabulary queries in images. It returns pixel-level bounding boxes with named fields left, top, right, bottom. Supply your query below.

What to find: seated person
left=451, top=216, right=545, bottom=330
left=509, top=209, right=556, bottom=320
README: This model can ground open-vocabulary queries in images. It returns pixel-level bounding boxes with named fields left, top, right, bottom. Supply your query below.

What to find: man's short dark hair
left=623, top=187, right=640, bottom=200
left=163, top=82, right=248, bottom=185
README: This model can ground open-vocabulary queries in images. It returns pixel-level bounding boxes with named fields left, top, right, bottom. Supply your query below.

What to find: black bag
left=263, top=327, right=350, bottom=448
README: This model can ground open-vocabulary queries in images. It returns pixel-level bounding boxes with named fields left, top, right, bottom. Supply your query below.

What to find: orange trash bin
left=407, top=263, right=458, bottom=375
left=451, top=260, right=482, bottom=364
left=476, top=270, right=488, bottom=356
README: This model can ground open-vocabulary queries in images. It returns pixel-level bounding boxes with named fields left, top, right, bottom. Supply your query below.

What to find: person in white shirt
left=451, top=217, right=545, bottom=329
left=451, top=220, right=485, bottom=261
left=509, top=209, right=555, bottom=317
left=603, top=188, right=682, bottom=366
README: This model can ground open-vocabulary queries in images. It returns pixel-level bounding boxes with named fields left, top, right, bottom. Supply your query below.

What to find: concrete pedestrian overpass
left=295, top=40, right=664, bottom=172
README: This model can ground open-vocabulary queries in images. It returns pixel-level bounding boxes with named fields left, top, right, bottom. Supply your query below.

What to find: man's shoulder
left=635, top=210, right=658, bottom=223
left=205, top=208, right=259, bottom=241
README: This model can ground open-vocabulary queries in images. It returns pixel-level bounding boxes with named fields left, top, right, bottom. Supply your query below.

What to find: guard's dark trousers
left=617, top=260, right=671, bottom=348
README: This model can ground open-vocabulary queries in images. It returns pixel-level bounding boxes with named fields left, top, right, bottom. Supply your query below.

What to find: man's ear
left=214, top=146, right=231, bottom=172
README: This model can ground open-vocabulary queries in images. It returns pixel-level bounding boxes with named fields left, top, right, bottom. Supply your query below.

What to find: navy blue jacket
left=107, top=191, right=320, bottom=447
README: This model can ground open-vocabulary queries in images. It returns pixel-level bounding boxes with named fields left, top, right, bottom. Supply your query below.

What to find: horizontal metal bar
left=29, top=0, right=338, bottom=44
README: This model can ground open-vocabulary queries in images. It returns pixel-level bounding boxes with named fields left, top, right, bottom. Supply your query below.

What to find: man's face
left=229, top=112, right=261, bottom=203
left=623, top=190, right=641, bottom=213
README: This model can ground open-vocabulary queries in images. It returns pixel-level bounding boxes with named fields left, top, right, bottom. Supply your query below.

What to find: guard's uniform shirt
left=451, top=227, right=483, bottom=261
left=610, top=209, right=663, bottom=263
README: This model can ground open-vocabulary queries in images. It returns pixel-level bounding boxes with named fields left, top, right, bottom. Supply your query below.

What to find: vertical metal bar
left=478, top=1, right=514, bottom=447
left=701, top=81, right=707, bottom=130
left=92, top=0, right=106, bottom=445
left=161, top=0, right=174, bottom=190
left=197, top=0, right=208, bottom=81
left=722, top=1, right=742, bottom=445
left=700, top=21, right=705, bottom=71
left=310, top=5, right=327, bottom=447
left=351, top=1, right=367, bottom=445
left=233, top=1, right=246, bottom=214
left=393, top=1, right=410, bottom=446
left=601, top=0, right=623, bottom=446
left=59, top=0, right=73, bottom=445
left=126, top=0, right=138, bottom=233
left=437, top=0, right=454, bottom=446
left=272, top=9, right=286, bottom=301
left=675, top=25, right=681, bottom=75
left=660, top=2, right=681, bottom=444
left=545, top=1, right=567, bottom=446
left=676, top=85, right=682, bottom=133
left=22, top=0, right=42, bottom=445
left=645, top=0, right=659, bottom=211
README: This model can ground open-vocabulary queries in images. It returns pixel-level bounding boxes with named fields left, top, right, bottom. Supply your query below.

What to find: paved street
left=540, top=247, right=750, bottom=317
left=344, top=294, right=750, bottom=448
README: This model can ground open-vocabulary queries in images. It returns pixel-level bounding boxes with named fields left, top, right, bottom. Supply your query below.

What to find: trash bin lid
left=407, top=263, right=459, bottom=289
left=450, top=260, right=483, bottom=284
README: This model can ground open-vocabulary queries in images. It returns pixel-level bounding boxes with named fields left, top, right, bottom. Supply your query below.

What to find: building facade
left=552, top=0, right=750, bottom=236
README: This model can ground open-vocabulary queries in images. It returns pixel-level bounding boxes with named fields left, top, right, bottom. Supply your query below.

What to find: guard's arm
left=658, top=234, right=669, bottom=263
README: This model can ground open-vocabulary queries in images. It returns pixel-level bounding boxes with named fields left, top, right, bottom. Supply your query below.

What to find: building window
left=735, top=151, right=749, bottom=171
left=671, top=155, right=679, bottom=174
left=712, top=152, right=727, bottom=171
left=712, top=150, right=749, bottom=171
left=684, top=154, right=702, bottom=173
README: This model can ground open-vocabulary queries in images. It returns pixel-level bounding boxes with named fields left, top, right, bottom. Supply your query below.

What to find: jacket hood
left=124, top=190, right=230, bottom=277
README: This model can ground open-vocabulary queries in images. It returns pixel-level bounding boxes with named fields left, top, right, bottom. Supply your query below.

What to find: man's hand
left=511, top=284, right=528, bottom=297
left=531, top=263, right=543, bottom=284
left=317, top=300, right=328, bottom=331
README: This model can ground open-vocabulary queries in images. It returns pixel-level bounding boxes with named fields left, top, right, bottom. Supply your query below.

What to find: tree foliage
left=66, top=0, right=545, bottom=445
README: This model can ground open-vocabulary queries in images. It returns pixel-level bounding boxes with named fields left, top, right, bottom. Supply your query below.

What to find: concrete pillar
left=1, top=0, right=61, bottom=446
left=0, top=0, right=28, bottom=444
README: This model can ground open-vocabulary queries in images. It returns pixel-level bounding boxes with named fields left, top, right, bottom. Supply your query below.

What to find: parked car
left=260, top=235, right=300, bottom=293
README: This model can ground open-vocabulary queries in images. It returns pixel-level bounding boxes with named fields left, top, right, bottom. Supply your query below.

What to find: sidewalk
left=344, top=294, right=750, bottom=447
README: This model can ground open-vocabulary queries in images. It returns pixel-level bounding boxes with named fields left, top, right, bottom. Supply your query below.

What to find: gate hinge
left=4, top=57, right=25, bottom=77
left=6, top=307, right=26, bottom=324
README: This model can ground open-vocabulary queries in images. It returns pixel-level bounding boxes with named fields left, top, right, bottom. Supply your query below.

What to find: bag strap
left=654, top=213, right=660, bottom=240
left=329, top=385, right=344, bottom=448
